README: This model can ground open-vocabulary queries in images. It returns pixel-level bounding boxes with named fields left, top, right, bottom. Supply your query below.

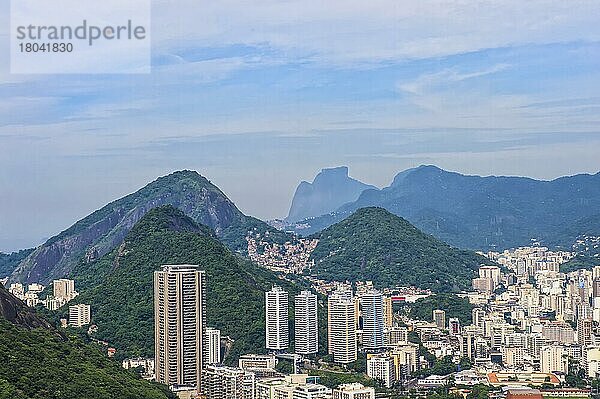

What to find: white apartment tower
left=361, top=291, right=384, bottom=350
left=295, top=290, right=318, bottom=355
left=68, top=303, right=90, bottom=327
left=154, top=264, right=207, bottom=389
left=328, top=291, right=357, bottom=364
left=206, top=327, right=221, bottom=364
left=265, top=286, right=289, bottom=351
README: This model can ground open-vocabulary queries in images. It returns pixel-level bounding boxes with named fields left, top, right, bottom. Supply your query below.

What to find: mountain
left=291, top=165, right=600, bottom=250
left=0, top=283, right=175, bottom=399
left=63, top=205, right=304, bottom=362
left=286, top=166, right=376, bottom=222
left=0, top=248, right=34, bottom=279
left=308, top=207, right=489, bottom=291
left=10, top=170, right=290, bottom=284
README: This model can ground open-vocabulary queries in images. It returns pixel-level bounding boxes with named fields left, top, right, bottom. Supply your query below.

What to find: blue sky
left=1, top=0, right=600, bottom=251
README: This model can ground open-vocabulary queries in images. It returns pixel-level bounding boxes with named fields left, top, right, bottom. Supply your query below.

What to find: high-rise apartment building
left=479, top=265, right=501, bottom=285
left=361, top=291, right=384, bottom=350
left=328, top=291, right=357, bottom=364
left=206, top=327, right=221, bottom=364
left=68, top=303, right=90, bottom=327
left=328, top=289, right=353, bottom=354
left=577, top=318, right=593, bottom=347
left=265, top=286, right=289, bottom=351
left=433, top=309, right=446, bottom=329
left=295, top=290, right=318, bottom=355
left=383, top=296, right=394, bottom=328
left=385, top=326, right=408, bottom=346
left=154, top=264, right=207, bottom=389
left=53, top=279, right=78, bottom=301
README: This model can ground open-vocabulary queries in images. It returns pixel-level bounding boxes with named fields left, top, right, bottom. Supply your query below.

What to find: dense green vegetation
left=408, top=294, right=474, bottom=325
left=64, top=205, right=303, bottom=362
left=0, top=318, right=175, bottom=399
left=561, top=255, right=599, bottom=273
left=0, top=282, right=175, bottom=399
left=309, top=207, right=488, bottom=291
left=0, top=248, right=33, bottom=277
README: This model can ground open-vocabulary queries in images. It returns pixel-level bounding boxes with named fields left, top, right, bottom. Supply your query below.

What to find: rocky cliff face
left=10, top=170, right=255, bottom=284
left=286, top=166, right=377, bottom=222
left=0, top=283, right=55, bottom=331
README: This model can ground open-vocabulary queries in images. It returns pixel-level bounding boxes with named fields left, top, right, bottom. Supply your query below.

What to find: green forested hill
left=309, top=207, right=488, bottom=291
left=407, top=294, right=474, bottom=325
left=0, top=284, right=175, bottom=399
left=65, top=205, right=301, bottom=362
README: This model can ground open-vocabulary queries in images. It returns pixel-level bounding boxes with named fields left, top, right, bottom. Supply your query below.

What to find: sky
left=1, top=0, right=600, bottom=252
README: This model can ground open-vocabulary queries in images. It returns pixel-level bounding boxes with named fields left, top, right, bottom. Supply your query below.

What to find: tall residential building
left=433, top=309, right=446, bottom=329
left=295, top=290, right=318, bottom=355
left=332, top=383, right=375, bottom=399
left=68, top=303, right=90, bottom=327
left=472, top=308, right=486, bottom=329
left=361, top=291, right=384, bottom=350
left=265, top=286, right=289, bottom=351
left=328, top=289, right=353, bottom=354
left=540, top=346, right=568, bottom=374
left=53, top=278, right=78, bottom=301
left=201, top=365, right=255, bottom=399
left=366, top=355, right=395, bottom=388
left=577, top=318, right=593, bottom=347
left=154, top=264, right=207, bottom=389
left=383, top=296, right=394, bottom=328
left=206, top=327, right=221, bottom=364
left=328, top=292, right=357, bottom=364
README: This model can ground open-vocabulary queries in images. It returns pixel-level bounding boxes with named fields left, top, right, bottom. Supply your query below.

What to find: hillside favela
left=2, top=1, right=600, bottom=399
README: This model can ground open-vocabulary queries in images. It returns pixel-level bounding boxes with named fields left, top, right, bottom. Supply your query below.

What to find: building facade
left=266, top=286, right=289, bottom=351
left=68, top=303, right=90, bottom=327
left=295, top=291, right=318, bottom=355
left=206, top=327, right=221, bottom=364
left=328, top=292, right=357, bottom=364
left=361, top=291, right=384, bottom=350
left=154, top=264, right=207, bottom=389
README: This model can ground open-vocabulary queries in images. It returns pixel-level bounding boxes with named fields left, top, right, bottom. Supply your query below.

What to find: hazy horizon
left=2, top=145, right=600, bottom=253
left=1, top=1, right=600, bottom=251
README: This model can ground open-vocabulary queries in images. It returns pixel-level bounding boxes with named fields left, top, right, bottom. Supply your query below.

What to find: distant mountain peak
left=286, top=166, right=377, bottom=222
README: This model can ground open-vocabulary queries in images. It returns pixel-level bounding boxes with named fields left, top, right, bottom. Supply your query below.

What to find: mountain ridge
left=10, top=170, right=290, bottom=284
left=290, top=166, right=600, bottom=250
